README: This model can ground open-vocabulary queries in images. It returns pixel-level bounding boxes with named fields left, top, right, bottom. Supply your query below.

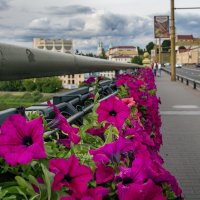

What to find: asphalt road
left=165, top=66, right=200, bottom=81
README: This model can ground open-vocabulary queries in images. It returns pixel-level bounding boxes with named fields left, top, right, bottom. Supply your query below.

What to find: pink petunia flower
left=47, top=101, right=80, bottom=145
left=116, top=158, right=166, bottom=200
left=61, top=186, right=109, bottom=200
left=122, top=97, right=136, bottom=107
left=89, top=137, right=134, bottom=164
left=84, top=76, right=96, bottom=85
left=95, top=163, right=115, bottom=184
left=86, top=125, right=109, bottom=141
left=97, top=96, right=130, bottom=127
left=0, top=114, right=46, bottom=166
left=49, top=156, right=93, bottom=198
left=117, top=158, right=182, bottom=198
left=117, top=179, right=166, bottom=200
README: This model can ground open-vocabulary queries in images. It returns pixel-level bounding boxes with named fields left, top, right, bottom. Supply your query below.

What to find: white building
left=33, top=38, right=73, bottom=53
left=108, top=46, right=138, bottom=62
left=98, top=45, right=138, bottom=79
left=33, top=38, right=84, bottom=89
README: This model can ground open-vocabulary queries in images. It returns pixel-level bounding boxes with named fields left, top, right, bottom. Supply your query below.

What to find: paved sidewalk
left=156, top=72, right=200, bottom=200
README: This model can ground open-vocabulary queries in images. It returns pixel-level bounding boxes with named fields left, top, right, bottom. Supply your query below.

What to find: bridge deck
left=157, top=71, right=200, bottom=200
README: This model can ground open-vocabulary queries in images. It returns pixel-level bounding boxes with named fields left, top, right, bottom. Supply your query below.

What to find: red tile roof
left=110, top=46, right=136, bottom=50
left=177, top=35, right=194, bottom=40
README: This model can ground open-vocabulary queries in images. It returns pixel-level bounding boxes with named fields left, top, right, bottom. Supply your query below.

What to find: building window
left=72, top=74, right=74, bottom=78
left=72, top=80, right=75, bottom=84
left=68, top=80, right=70, bottom=84
left=68, top=75, right=70, bottom=78
left=79, top=75, right=81, bottom=78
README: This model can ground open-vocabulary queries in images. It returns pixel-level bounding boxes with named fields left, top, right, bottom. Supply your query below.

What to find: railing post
left=194, top=82, right=197, bottom=89
left=181, top=77, right=183, bottom=83
left=186, top=79, right=189, bottom=85
left=115, top=70, right=120, bottom=78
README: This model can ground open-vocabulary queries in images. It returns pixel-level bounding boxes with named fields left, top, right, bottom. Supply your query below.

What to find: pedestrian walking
left=153, top=62, right=158, bottom=77
left=157, top=63, right=161, bottom=77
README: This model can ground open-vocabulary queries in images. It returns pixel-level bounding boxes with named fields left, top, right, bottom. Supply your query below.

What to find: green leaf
left=29, top=194, right=40, bottom=200
left=0, top=187, right=8, bottom=199
left=5, top=186, right=29, bottom=200
left=41, top=163, right=54, bottom=200
left=15, top=176, right=29, bottom=188
left=94, top=92, right=100, bottom=104
left=15, top=176, right=36, bottom=196
left=16, top=187, right=28, bottom=200
left=162, top=183, right=176, bottom=200
left=28, top=175, right=39, bottom=188
left=104, top=126, right=119, bottom=144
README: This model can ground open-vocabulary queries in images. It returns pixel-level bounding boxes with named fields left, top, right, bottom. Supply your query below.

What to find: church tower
left=97, top=41, right=103, bottom=56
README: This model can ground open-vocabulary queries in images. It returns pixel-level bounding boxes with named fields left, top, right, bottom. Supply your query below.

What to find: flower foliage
left=0, top=114, right=46, bottom=166
left=0, top=68, right=182, bottom=200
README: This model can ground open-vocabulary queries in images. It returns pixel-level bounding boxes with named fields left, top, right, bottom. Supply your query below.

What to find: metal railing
left=162, top=67, right=200, bottom=89
left=0, top=43, right=141, bottom=81
left=0, top=43, right=142, bottom=127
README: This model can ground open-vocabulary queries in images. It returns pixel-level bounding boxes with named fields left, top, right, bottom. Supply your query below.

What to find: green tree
left=99, top=48, right=107, bottom=59
left=137, top=47, right=144, bottom=55
left=85, top=53, right=95, bottom=57
left=35, top=77, right=62, bottom=93
left=178, top=46, right=186, bottom=50
left=22, top=79, right=36, bottom=91
left=146, top=42, right=155, bottom=54
left=131, top=56, right=143, bottom=65
left=162, top=40, right=171, bottom=52
left=0, top=80, right=25, bottom=91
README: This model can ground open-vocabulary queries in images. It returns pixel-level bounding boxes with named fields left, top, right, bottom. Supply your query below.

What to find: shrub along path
left=156, top=72, right=200, bottom=200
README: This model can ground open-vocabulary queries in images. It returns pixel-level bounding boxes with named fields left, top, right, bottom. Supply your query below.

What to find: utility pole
left=159, top=38, right=162, bottom=64
left=170, top=0, right=176, bottom=81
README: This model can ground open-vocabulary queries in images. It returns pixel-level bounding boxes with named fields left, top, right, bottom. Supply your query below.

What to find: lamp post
left=170, top=0, right=176, bottom=81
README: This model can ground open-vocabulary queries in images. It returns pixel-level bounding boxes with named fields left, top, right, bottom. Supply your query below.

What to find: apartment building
left=33, top=38, right=84, bottom=89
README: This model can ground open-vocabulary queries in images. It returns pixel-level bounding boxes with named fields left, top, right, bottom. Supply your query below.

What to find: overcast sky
left=0, top=0, right=200, bottom=53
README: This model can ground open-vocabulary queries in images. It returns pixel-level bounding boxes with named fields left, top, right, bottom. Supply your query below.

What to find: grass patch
left=0, top=92, right=53, bottom=111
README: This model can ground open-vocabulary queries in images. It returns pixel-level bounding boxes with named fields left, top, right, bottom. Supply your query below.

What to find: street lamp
left=170, top=1, right=200, bottom=81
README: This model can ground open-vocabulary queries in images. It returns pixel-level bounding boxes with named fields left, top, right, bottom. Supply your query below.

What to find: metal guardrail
left=162, top=67, right=200, bottom=89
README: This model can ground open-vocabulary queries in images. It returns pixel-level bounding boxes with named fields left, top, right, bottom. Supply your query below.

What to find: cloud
left=0, top=10, right=154, bottom=52
left=0, top=0, right=11, bottom=10
left=2, top=4, right=200, bottom=54
left=99, top=13, right=128, bottom=35
left=47, top=5, right=94, bottom=16
left=67, top=18, right=85, bottom=31
left=176, top=14, right=200, bottom=36
left=29, top=17, right=50, bottom=29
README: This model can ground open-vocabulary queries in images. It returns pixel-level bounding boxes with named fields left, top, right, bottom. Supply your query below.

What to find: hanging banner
left=154, top=16, right=170, bottom=38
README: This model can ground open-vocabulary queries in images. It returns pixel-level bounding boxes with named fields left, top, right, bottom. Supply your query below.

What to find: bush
left=22, top=79, right=36, bottom=91
left=131, top=56, right=143, bottom=65
left=0, top=80, right=25, bottom=91
left=35, top=77, right=62, bottom=93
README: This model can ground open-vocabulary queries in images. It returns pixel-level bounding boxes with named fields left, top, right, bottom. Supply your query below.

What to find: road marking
left=173, top=105, right=199, bottom=109
left=161, top=111, right=200, bottom=115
